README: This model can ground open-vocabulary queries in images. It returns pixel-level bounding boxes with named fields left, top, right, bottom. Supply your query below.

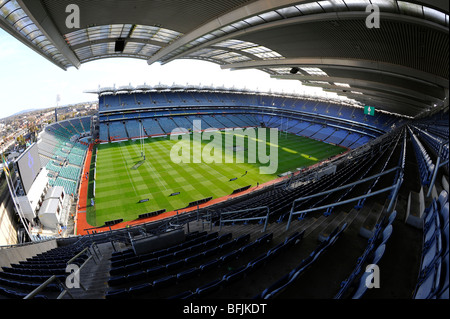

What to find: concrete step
left=64, top=242, right=114, bottom=299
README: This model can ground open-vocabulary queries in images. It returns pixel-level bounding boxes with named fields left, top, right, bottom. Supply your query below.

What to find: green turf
left=86, top=130, right=346, bottom=226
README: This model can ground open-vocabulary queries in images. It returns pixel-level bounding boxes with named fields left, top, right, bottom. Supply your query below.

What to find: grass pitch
left=86, top=130, right=345, bottom=226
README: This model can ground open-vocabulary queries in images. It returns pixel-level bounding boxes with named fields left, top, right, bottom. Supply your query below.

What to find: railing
left=219, top=206, right=270, bottom=233
left=23, top=243, right=100, bottom=299
left=286, top=166, right=403, bottom=230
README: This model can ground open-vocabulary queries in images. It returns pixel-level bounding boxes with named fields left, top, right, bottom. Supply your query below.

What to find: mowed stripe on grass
left=87, top=131, right=345, bottom=226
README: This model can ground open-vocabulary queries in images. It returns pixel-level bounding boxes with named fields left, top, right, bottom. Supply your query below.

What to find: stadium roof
left=0, top=0, right=448, bottom=118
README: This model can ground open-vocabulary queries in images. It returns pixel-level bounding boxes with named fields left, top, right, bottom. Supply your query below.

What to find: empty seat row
left=408, top=126, right=435, bottom=185
left=255, top=224, right=347, bottom=299
left=108, top=233, right=252, bottom=286
left=413, top=190, right=449, bottom=299
left=334, top=210, right=397, bottom=299
left=0, top=240, right=92, bottom=299
left=110, top=232, right=229, bottom=272
left=105, top=232, right=277, bottom=299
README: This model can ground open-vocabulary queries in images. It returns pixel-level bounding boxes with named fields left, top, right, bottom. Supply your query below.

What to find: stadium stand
left=1, top=88, right=447, bottom=301
left=38, top=117, right=91, bottom=196
left=0, top=0, right=447, bottom=304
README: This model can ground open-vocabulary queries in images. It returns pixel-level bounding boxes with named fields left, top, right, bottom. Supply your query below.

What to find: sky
left=0, top=28, right=337, bottom=120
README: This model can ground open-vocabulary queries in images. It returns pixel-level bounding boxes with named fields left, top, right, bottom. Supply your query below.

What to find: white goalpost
left=140, top=120, right=145, bottom=160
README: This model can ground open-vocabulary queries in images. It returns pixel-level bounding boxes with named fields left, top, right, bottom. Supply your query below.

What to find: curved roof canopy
left=0, top=0, right=448, bottom=118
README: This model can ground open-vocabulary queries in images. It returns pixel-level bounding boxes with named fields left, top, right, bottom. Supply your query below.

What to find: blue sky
left=0, top=28, right=331, bottom=120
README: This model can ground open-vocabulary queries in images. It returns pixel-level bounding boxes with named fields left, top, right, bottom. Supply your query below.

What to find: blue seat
left=222, top=265, right=249, bottom=284
left=437, top=190, right=448, bottom=212
left=152, top=275, right=176, bottom=289
left=157, top=253, right=174, bottom=264
left=167, top=290, right=195, bottom=299
left=371, top=244, right=386, bottom=265
left=234, top=233, right=251, bottom=245
left=239, top=241, right=258, bottom=254
left=442, top=223, right=449, bottom=255
left=173, top=248, right=190, bottom=259
left=199, top=259, right=221, bottom=272
left=439, top=202, right=449, bottom=226
left=423, top=201, right=438, bottom=231
left=203, top=246, right=219, bottom=258
left=350, top=244, right=386, bottom=299
left=256, top=233, right=273, bottom=245
left=166, top=259, right=185, bottom=271
left=248, top=254, right=269, bottom=270
left=424, top=214, right=439, bottom=247
left=176, top=267, right=200, bottom=282
left=385, top=210, right=397, bottom=227
left=141, top=258, right=158, bottom=269
left=127, top=270, right=147, bottom=283
left=220, top=250, right=240, bottom=263
left=267, top=242, right=288, bottom=258
left=146, top=265, right=165, bottom=277
left=185, top=252, right=203, bottom=264
left=378, top=225, right=393, bottom=246
left=351, top=264, right=378, bottom=299
left=414, top=257, right=442, bottom=299
left=128, top=283, right=152, bottom=296
left=203, top=238, right=218, bottom=248
left=108, top=275, right=127, bottom=287
left=217, top=232, right=233, bottom=243
left=284, top=231, right=304, bottom=247
left=435, top=252, right=449, bottom=298
left=106, top=288, right=129, bottom=299
left=259, top=272, right=292, bottom=299
left=219, top=240, right=234, bottom=251
left=195, top=279, right=223, bottom=297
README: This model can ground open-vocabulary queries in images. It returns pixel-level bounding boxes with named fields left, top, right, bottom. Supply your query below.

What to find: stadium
left=0, top=0, right=448, bottom=305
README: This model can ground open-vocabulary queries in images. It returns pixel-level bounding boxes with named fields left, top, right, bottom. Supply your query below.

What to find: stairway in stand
left=63, top=242, right=114, bottom=299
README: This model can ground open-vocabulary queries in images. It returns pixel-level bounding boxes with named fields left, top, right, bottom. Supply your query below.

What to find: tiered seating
left=98, top=89, right=399, bottom=134
left=256, top=223, right=347, bottom=299
left=413, top=190, right=449, bottom=299
left=49, top=178, right=77, bottom=196
left=99, top=123, right=109, bottom=141
left=108, top=122, right=127, bottom=140
left=334, top=211, right=397, bottom=299
left=409, top=126, right=435, bottom=185
left=157, top=117, right=177, bottom=134
left=105, top=231, right=267, bottom=298
left=311, top=126, right=335, bottom=141
left=104, top=229, right=307, bottom=299
left=142, top=118, right=165, bottom=136
left=340, top=133, right=363, bottom=148
left=125, top=120, right=142, bottom=138
left=325, top=129, right=349, bottom=145
left=58, top=165, right=81, bottom=181
left=198, top=115, right=222, bottom=129
left=0, top=240, right=91, bottom=299
left=37, top=117, right=90, bottom=196
left=412, top=125, right=449, bottom=167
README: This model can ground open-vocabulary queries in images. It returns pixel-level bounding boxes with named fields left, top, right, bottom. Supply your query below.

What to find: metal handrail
left=66, top=247, right=89, bottom=265
left=24, top=242, right=98, bottom=299
left=286, top=178, right=402, bottom=231
left=219, top=206, right=270, bottom=232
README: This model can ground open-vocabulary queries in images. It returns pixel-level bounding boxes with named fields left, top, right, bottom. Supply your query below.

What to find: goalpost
left=140, top=120, right=145, bottom=160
